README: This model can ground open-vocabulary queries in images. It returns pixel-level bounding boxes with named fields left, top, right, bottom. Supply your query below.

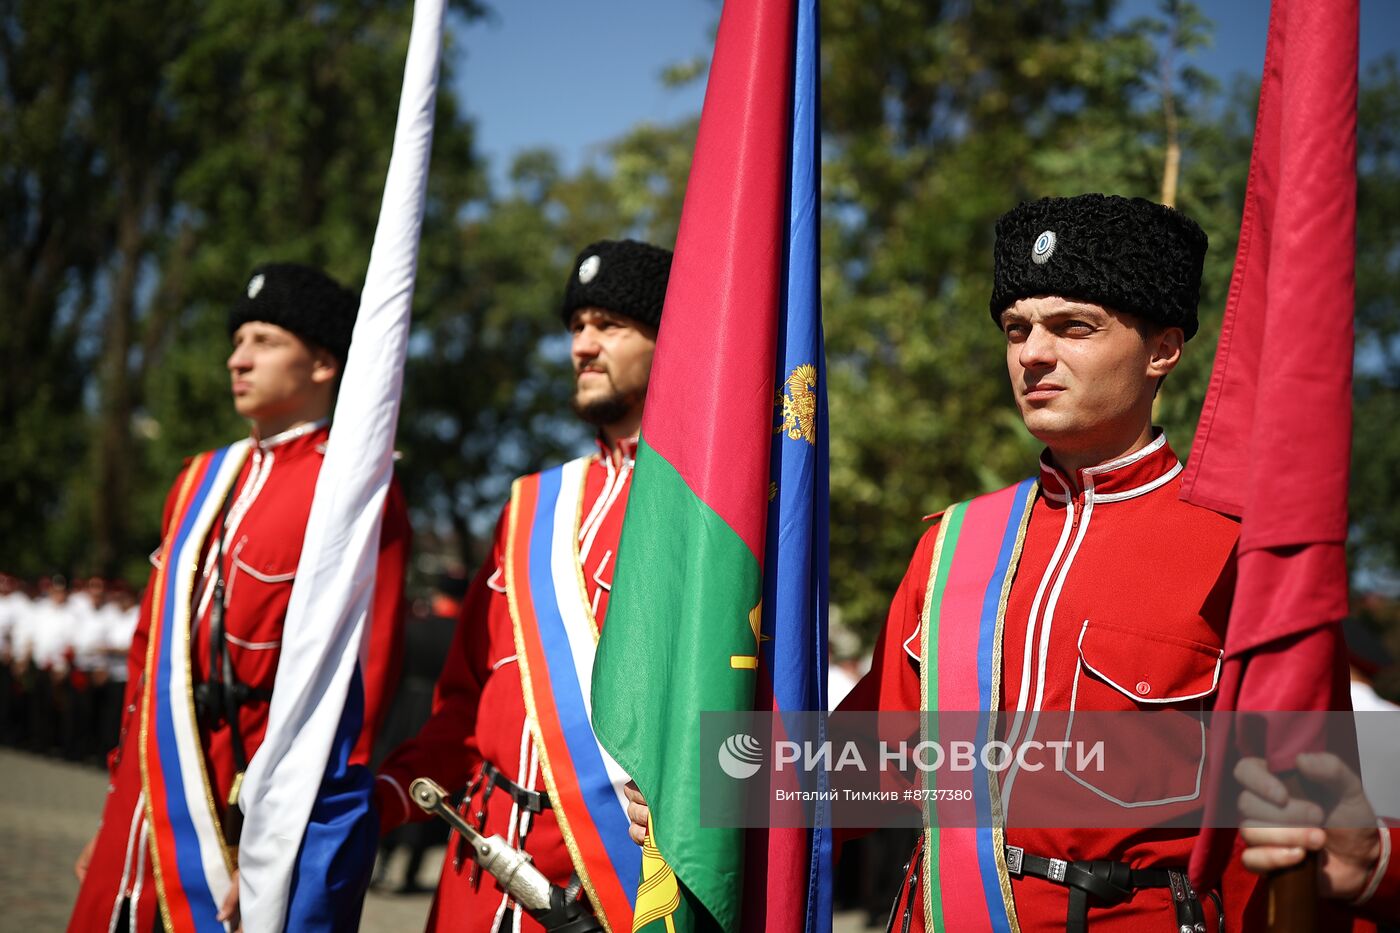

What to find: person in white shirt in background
left=826, top=616, right=868, bottom=712
left=1345, top=616, right=1400, bottom=821
left=28, top=577, right=73, bottom=673
left=0, top=573, right=24, bottom=659
left=0, top=573, right=22, bottom=668
left=68, top=579, right=106, bottom=666
left=99, top=585, right=138, bottom=682
left=12, top=577, right=71, bottom=753
left=0, top=573, right=35, bottom=746
left=65, top=578, right=110, bottom=762
left=7, top=577, right=38, bottom=675
left=96, top=584, right=139, bottom=757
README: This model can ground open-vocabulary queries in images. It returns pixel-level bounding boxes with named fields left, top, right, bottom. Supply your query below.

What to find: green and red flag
left=591, top=0, right=829, bottom=929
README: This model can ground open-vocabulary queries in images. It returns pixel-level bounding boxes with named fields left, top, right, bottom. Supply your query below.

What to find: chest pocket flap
left=1062, top=620, right=1223, bottom=809
left=1077, top=620, right=1222, bottom=704
left=222, top=536, right=298, bottom=655
left=229, top=536, right=297, bottom=586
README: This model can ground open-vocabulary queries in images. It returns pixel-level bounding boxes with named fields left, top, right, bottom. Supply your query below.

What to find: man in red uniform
left=835, top=194, right=1294, bottom=932
left=70, top=263, right=410, bottom=932
left=374, top=239, right=671, bottom=932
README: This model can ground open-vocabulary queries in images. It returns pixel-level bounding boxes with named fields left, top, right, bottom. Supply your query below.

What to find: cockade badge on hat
left=1031, top=230, right=1057, bottom=265
left=578, top=254, right=601, bottom=284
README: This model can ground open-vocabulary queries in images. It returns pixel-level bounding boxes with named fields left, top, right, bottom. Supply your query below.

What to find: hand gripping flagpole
left=235, top=1, right=445, bottom=928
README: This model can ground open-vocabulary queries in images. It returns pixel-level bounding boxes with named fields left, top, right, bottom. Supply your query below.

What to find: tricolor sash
left=504, top=457, right=640, bottom=932
left=139, top=441, right=251, bottom=933
left=919, top=478, right=1037, bottom=933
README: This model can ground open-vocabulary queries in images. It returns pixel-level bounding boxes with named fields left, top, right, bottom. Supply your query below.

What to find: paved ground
left=0, top=748, right=435, bottom=931
left=0, top=749, right=873, bottom=931
left=0, top=748, right=113, bottom=928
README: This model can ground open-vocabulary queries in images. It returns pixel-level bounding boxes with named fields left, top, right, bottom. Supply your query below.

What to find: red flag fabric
left=1182, top=0, right=1358, bottom=890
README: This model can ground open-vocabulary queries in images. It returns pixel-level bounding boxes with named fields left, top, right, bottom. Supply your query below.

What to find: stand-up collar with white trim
left=251, top=418, right=330, bottom=457
left=594, top=434, right=639, bottom=469
left=1039, top=430, right=1183, bottom=504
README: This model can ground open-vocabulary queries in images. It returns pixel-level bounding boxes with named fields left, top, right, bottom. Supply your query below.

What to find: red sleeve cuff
left=374, top=773, right=413, bottom=834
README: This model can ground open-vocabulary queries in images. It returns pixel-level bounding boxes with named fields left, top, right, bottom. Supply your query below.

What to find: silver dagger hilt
left=409, top=776, right=555, bottom=913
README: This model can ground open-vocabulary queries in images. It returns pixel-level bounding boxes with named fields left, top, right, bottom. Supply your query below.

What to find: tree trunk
left=1159, top=32, right=1181, bottom=208
left=91, top=178, right=148, bottom=577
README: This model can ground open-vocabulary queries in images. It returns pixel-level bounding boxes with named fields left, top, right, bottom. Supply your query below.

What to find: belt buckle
left=1005, top=846, right=1024, bottom=875
left=1168, top=870, right=1190, bottom=903
left=1047, top=858, right=1068, bottom=883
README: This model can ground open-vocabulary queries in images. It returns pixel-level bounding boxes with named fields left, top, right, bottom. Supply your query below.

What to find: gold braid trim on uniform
left=139, top=444, right=252, bottom=930
left=503, top=468, right=616, bottom=933
left=917, top=513, right=952, bottom=933
left=140, top=455, right=204, bottom=933
left=186, top=443, right=251, bottom=883
left=985, top=486, right=1036, bottom=933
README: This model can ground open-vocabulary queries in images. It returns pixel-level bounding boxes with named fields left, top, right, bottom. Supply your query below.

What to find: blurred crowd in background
left=0, top=573, right=139, bottom=763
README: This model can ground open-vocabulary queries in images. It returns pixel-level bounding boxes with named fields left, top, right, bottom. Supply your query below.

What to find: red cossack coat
left=70, top=423, right=409, bottom=932
left=375, top=440, right=635, bottom=933
left=841, top=434, right=1367, bottom=932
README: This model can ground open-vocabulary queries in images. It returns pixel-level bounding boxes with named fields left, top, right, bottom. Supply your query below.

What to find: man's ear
left=310, top=347, right=340, bottom=387
left=1147, top=326, right=1184, bottom=381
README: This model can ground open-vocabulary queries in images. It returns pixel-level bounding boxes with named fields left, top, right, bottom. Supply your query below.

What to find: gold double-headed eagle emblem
left=726, top=365, right=818, bottom=674
left=776, top=363, right=818, bottom=446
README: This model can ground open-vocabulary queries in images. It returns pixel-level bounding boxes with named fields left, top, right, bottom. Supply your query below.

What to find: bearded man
left=374, top=239, right=671, bottom=932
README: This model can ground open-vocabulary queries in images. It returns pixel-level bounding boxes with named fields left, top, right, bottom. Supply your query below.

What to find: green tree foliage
left=1351, top=57, right=1400, bottom=586
left=3, top=0, right=1396, bottom=641
left=1, top=0, right=488, bottom=582
left=0, top=0, right=698, bottom=585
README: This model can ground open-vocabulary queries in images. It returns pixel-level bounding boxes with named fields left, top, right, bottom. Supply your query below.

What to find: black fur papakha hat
left=228, top=263, right=359, bottom=364
left=561, top=239, right=673, bottom=329
left=989, top=194, right=1208, bottom=340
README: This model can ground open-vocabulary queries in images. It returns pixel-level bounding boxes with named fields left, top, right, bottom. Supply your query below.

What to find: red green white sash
left=504, top=457, right=640, bottom=932
left=919, top=478, right=1037, bottom=933
left=139, top=441, right=251, bottom=933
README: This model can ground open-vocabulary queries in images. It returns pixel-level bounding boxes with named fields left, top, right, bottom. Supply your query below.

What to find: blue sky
left=453, top=1, right=1400, bottom=187
left=452, top=1, right=715, bottom=185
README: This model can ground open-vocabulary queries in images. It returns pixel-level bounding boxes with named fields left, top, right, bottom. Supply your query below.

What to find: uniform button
left=1135, top=681, right=1151, bottom=696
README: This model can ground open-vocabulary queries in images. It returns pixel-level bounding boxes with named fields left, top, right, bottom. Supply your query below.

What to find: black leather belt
left=192, top=681, right=272, bottom=725
left=1005, top=845, right=1209, bottom=933
left=482, top=761, right=551, bottom=814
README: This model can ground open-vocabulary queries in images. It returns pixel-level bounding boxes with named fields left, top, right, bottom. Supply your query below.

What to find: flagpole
left=235, top=1, right=446, bottom=928
left=1268, top=775, right=1318, bottom=933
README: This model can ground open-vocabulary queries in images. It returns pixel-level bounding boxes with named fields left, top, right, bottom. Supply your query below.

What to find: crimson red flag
left=1181, top=0, right=1358, bottom=890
